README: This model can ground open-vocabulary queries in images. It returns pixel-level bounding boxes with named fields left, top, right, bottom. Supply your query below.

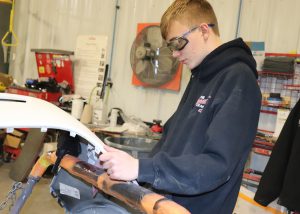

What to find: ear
left=200, top=24, right=210, bottom=40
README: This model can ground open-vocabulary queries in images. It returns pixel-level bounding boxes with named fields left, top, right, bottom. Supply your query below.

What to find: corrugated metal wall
left=7, top=0, right=300, bottom=123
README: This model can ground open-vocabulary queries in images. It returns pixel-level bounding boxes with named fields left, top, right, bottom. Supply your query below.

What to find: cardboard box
left=4, top=130, right=25, bottom=149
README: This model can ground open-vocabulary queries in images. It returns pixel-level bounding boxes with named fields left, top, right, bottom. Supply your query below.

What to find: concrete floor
left=0, top=161, right=64, bottom=214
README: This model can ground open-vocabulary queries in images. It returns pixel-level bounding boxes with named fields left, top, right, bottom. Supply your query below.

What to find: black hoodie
left=138, top=38, right=262, bottom=213
left=254, top=98, right=300, bottom=211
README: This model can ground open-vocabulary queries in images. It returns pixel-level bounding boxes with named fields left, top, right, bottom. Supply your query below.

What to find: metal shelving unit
left=244, top=53, right=300, bottom=191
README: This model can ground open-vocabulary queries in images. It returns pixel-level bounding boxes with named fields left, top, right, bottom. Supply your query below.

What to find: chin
left=188, top=59, right=203, bottom=70
left=187, top=64, right=196, bottom=70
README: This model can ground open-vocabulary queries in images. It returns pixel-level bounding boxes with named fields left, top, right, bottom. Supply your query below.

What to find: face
left=166, top=20, right=209, bottom=70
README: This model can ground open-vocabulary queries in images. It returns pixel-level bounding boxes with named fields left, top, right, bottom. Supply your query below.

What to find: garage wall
left=8, top=0, right=300, bottom=124
left=8, top=0, right=115, bottom=84
left=238, top=0, right=300, bottom=53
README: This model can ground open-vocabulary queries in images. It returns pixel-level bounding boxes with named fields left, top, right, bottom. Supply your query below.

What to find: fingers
left=101, top=159, right=119, bottom=179
left=106, top=168, right=113, bottom=175
left=99, top=148, right=139, bottom=181
left=99, top=152, right=111, bottom=162
left=99, top=154, right=114, bottom=177
left=99, top=150, right=117, bottom=172
left=101, top=160, right=112, bottom=170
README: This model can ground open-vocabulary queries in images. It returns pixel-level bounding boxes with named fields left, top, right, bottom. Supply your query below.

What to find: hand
left=99, top=144, right=139, bottom=181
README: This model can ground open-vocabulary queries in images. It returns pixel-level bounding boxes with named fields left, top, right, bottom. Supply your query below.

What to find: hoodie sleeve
left=137, top=69, right=261, bottom=195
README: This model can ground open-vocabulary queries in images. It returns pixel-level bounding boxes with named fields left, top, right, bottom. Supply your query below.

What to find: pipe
left=9, top=177, right=39, bottom=214
left=108, top=0, right=120, bottom=79
left=235, top=0, right=243, bottom=38
left=11, top=152, right=190, bottom=214
left=10, top=154, right=52, bottom=214
left=47, top=153, right=190, bottom=214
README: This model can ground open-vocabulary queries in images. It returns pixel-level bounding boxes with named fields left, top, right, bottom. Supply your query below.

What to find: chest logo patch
left=195, top=95, right=211, bottom=113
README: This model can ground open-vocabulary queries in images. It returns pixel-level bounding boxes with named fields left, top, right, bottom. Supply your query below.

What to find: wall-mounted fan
left=130, top=25, right=179, bottom=87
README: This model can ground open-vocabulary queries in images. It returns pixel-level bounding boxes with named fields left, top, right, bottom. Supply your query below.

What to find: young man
left=100, top=0, right=262, bottom=213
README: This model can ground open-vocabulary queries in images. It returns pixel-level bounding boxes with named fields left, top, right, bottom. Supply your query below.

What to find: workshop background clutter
left=0, top=0, right=300, bottom=213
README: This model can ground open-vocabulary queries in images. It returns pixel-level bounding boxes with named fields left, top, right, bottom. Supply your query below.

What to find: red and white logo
left=195, top=95, right=211, bottom=113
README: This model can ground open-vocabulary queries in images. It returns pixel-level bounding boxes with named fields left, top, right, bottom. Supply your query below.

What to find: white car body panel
left=0, top=93, right=105, bottom=154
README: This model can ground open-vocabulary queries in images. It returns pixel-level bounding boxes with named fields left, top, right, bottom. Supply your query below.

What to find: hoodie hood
left=192, top=38, right=258, bottom=79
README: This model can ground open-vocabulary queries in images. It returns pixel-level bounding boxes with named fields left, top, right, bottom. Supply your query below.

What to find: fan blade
left=135, top=46, right=147, bottom=59
left=146, top=27, right=162, bottom=49
left=157, top=57, right=173, bottom=74
left=135, top=60, right=147, bottom=75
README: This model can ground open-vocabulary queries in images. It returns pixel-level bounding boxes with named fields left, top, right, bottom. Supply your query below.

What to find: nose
left=172, top=50, right=181, bottom=58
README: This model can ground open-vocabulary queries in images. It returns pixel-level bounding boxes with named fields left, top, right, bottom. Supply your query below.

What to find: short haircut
left=161, top=0, right=220, bottom=40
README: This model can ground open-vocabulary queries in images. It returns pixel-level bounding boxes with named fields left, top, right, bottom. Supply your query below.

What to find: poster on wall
left=74, top=35, right=108, bottom=99
left=131, top=23, right=183, bottom=91
left=245, top=41, right=265, bottom=71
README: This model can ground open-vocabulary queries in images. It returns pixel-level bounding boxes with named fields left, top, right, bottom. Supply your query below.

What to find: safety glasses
left=167, top=24, right=215, bottom=52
